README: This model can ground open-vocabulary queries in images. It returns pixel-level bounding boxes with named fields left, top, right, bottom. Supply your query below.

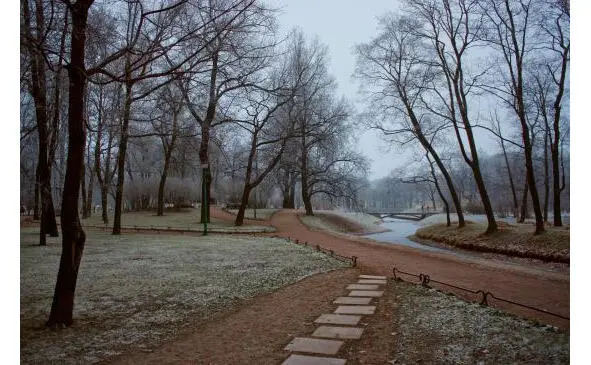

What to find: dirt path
left=267, top=210, right=569, bottom=329
left=108, top=268, right=359, bottom=365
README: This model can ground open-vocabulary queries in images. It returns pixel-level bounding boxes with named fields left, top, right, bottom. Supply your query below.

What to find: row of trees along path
left=249, top=209, right=569, bottom=329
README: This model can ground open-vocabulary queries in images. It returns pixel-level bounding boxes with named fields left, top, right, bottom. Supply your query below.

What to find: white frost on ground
left=392, top=281, right=569, bottom=364
left=20, top=228, right=348, bottom=364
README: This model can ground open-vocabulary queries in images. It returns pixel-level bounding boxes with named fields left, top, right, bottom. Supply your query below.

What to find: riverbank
left=414, top=221, right=570, bottom=263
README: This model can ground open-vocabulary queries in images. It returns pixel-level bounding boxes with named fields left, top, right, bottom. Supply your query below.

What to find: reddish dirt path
left=265, top=210, right=569, bottom=329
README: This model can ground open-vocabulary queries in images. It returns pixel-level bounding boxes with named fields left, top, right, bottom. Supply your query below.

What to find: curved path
left=265, top=210, right=569, bottom=329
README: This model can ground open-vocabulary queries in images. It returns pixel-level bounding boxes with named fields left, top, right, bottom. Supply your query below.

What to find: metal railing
left=392, top=266, right=569, bottom=321
left=282, top=237, right=358, bottom=267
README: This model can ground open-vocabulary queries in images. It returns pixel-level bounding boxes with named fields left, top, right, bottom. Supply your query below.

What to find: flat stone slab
left=312, top=326, right=364, bottom=340
left=284, top=337, right=344, bottom=355
left=348, top=290, right=384, bottom=297
left=346, top=284, right=380, bottom=290
left=358, top=279, right=387, bottom=285
left=335, top=305, right=376, bottom=315
left=359, top=275, right=387, bottom=280
left=333, top=297, right=372, bottom=305
left=282, top=354, right=347, bottom=365
left=315, top=313, right=362, bottom=326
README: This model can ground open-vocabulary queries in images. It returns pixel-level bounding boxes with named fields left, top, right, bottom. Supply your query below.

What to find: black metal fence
left=392, top=266, right=569, bottom=321
left=283, top=237, right=358, bottom=267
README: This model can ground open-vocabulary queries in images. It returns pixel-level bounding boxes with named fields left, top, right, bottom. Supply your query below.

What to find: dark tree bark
left=486, top=0, right=544, bottom=234
left=300, top=133, right=314, bottom=216
left=235, top=137, right=286, bottom=226
left=519, top=181, right=529, bottom=224
left=496, top=116, right=519, bottom=218
left=543, top=126, right=550, bottom=222
left=22, top=0, right=59, bottom=245
left=156, top=138, right=176, bottom=216
left=112, top=78, right=132, bottom=235
left=47, top=0, right=94, bottom=328
left=428, top=154, right=450, bottom=227
left=34, top=165, right=40, bottom=220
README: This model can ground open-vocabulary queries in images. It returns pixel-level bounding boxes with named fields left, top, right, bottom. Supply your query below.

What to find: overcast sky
left=268, top=0, right=407, bottom=180
left=266, top=0, right=508, bottom=181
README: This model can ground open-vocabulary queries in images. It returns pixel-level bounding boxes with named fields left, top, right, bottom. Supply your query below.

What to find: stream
left=364, top=218, right=451, bottom=254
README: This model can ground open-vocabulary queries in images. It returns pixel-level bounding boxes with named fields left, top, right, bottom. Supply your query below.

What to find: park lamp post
left=201, top=163, right=209, bottom=236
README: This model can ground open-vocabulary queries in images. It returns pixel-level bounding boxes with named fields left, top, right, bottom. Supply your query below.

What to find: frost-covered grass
left=20, top=228, right=348, bottom=364
left=392, top=280, right=569, bottom=364
left=300, top=210, right=385, bottom=236
left=415, top=220, right=569, bottom=262
left=226, top=208, right=279, bottom=220
left=66, top=210, right=274, bottom=233
left=318, top=210, right=383, bottom=228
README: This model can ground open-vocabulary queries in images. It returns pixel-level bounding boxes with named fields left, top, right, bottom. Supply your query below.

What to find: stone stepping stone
left=335, top=305, right=376, bottom=315
left=358, top=279, right=387, bottom=285
left=284, top=337, right=344, bottom=355
left=348, top=290, right=384, bottom=297
left=315, top=313, right=362, bottom=326
left=359, top=275, right=387, bottom=280
left=282, top=354, right=346, bottom=365
left=346, top=284, right=379, bottom=290
left=312, top=326, right=364, bottom=340
left=333, top=297, right=372, bottom=305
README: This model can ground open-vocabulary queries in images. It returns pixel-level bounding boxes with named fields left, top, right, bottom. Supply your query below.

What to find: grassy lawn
left=67, top=209, right=274, bottom=233
left=20, top=228, right=348, bottom=364
left=414, top=221, right=569, bottom=262
left=226, top=208, right=280, bottom=220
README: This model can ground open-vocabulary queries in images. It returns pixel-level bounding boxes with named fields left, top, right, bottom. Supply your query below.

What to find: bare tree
left=174, top=0, right=277, bottom=224
left=232, top=89, right=294, bottom=225
left=152, top=84, right=185, bottom=216
left=407, top=0, right=498, bottom=233
left=354, top=14, right=466, bottom=227
left=47, top=0, right=94, bottom=328
left=481, top=0, right=545, bottom=233
left=21, top=0, right=67, bottom=244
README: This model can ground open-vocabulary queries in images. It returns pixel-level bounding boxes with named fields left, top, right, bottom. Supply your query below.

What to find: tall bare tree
left=47, top=0, right=94, bottom=328
left=482, top=0, right=545, bottom=233
left=407, top=0, right=498, bottom=233
left=355, top=14, right=466, bottom=228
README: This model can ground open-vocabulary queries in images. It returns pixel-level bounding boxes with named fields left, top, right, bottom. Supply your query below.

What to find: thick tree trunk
left=199, top=126, right=212, bottom=224
left=235, top=185, right=252, bottom=226
left=300, top=138, right=314, bottom=216
left=47, top=0, right=93, bottom=328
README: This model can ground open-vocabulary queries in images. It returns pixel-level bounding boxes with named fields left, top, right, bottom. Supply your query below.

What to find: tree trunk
left=501, top=138, right=518, bottom=218
left=47, top=0, right=93, bottom=328
left=300, top=136, right=314, bottom=216
left=34, top=165, right=40, bottom=220
left=235, top=185, right=252, bottom=226
left=22, top=0, right=58, bottom=243
left=428, top=154, right=450, bottom=227
left=113, top=80, right=133, bottom=235
left=80, top=161, right=87, bottom=217
left=198, top=121, right=213, bottom=224
left=519, top=181, right=529, bottom=223
left=543, top=128, right=550, bottom=222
